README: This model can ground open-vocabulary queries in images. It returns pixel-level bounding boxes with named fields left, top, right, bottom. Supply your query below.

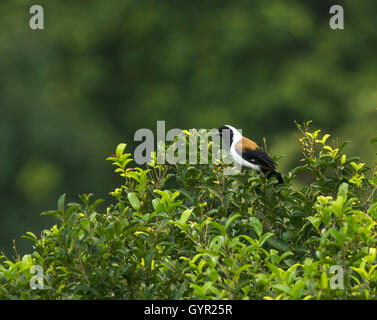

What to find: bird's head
left=214, top=125, right=242, bottom=149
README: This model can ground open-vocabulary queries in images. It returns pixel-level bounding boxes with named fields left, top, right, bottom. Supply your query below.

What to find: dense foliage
left=1, top=122, right=376, bottom=299
left=1, top=0, right=377, bottom=255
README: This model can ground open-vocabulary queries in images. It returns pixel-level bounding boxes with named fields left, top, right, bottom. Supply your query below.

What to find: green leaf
left=321, top=271, right=328, bottom=289
left=337, top=182, right=348, bottom=197
left=340, top=154, right=346, bottom=165
left=331, top=229, right=344, bottom=245
left=64, top=205, right=78, bottom=222
left=272, top=283, right=291, bottom=295
left=128, top=192, right=141, bottom=210
left=190, top=253, right=204, bottom=265
left=267, top=236, right=290, bottom=251
left=105, top=156, right=119, bottom=162
left=80, top=218, right=90, bottom=232
left=123, top=225, right=138, bottom=236
left=316, top=134, right=330, bottom=145
left=179, top=189, right=195, bottom=204
left=225, top=213, right=241, bottom=232
left=280, top=251, right=294, bottom=261
left=201, top=281, right=213, bottom=296
left=240, top=235, right=257, bottom=246
left=250, top=217, right=262, bottom=236
left=259, top=232, right=274, bottom=247
left=291, top=279, right=306, bottom=298
left=21, top=232, right=38, bottom=243
left=350, top=162, right=365, bottom=172
left=209, top=221, right=225, bottom=233
left=152, top=198, right=160, bottom=211
left=307, top=216, right=321, bottom=230
left=78, top=229, right=85, bottom=240
left=367, top=203, right=377, bottom=218
left=21, top=254, right=32, bottom=266
left=58, top=193, right=66, bottom=212
left=79, top=193, right=93, bottom=206
left=320, top=229, right=332, bottom=245
left=116, top=143, right=127, bottom=156
left=89, top=199, right=104, bottom=213
left=145, top=248, right=153, bottom=270
left=351, top=267, right=368, bottom=280
left=179, top=208, right=193, bottom=225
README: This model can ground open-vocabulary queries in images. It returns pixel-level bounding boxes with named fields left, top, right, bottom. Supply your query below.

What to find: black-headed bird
left=215, top=125, right=283, bottom=184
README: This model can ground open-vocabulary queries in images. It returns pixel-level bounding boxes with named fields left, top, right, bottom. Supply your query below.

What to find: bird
left=214, top=125, right=283, bottom=184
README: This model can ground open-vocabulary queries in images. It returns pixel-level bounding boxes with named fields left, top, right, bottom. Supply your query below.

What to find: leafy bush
left=1, top=122, right=377, bottom=300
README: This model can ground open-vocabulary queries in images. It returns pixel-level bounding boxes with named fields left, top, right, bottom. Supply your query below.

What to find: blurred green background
left=1, top=0, right=376, bottom=255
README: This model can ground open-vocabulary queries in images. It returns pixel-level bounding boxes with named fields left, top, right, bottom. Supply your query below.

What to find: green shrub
left=1, top=122, right=377, bottom=300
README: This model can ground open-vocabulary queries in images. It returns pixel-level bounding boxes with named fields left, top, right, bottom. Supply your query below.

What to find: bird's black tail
left=266, top=170, right=284, bottom=184
left=274, top=171, right=284, bottom=184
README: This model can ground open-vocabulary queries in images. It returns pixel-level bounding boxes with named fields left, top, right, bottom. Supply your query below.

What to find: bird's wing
left=242, top=148, right=276, bottom=170
left=234, top=137, right=276, bottom=170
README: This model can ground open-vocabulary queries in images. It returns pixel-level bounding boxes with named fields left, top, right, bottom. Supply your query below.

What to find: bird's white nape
left=223, top=125, right=242, bottom=143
